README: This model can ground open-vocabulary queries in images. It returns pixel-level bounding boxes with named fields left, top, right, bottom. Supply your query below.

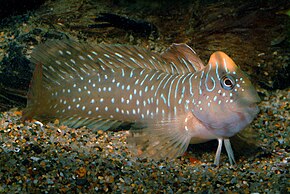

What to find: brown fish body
left=24, top=41, right=260, bottom=164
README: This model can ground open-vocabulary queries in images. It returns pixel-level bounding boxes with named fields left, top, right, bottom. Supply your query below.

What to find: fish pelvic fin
left=127, top=118, right=192, bottom=160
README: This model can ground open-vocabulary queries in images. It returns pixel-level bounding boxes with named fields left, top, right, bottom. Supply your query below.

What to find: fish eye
left=220, top=75, right=235, bottom=90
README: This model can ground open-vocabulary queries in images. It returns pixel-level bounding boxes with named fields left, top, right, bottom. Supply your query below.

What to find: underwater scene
left=0, top=0, right=289, bottom=193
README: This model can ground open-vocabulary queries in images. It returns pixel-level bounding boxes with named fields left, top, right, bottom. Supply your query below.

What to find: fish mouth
left=234, top=102, right=260, bottom=124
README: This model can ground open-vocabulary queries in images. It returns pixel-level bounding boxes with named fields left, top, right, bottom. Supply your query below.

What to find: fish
left=23, top=40, right=260, bottom=165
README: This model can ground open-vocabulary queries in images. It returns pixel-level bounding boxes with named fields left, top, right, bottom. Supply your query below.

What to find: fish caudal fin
left=23, top=63, right=48, bottom=120
left=127, top=118, right=192, bottom=160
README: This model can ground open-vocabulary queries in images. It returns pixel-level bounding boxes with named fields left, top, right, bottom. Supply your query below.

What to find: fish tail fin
left=22, top=63, right=47, bottom=120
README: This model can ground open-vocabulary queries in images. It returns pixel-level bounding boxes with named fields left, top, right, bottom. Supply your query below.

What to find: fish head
left=193, top=51, right=260, bottom=138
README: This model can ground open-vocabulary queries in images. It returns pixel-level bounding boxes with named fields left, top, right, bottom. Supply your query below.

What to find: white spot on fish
left=70, top=59, right=76, bottom=64
left=91, top=99, right=95, bottom=104
left=115, top=52, right=123, bottom=58
left=92, top=51, right=98, bottom=56
left=87, top=54, right=94, bottom=60
left=79, top=55, right=85, bottom=60
left=213, top=96, right=217, bottom=101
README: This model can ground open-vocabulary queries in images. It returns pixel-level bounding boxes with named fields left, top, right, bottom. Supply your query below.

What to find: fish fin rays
left=127, top=118, right=192, bottom=160
left=23, top=63, right=48, bottom=120
left=161, top=43, right=205, bottom=74
left=61, top=116, right=131, bottom=131
left=30, top=40, right=173, bottom=87
left=31, top=40, right=103, bottom=86
left=96, top=44, right=170, bottom=72
left=30, top=41, right=203, bottom=89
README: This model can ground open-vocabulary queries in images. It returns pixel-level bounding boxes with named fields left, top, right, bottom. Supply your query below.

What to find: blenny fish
left=23, top=41, right=260, bottom=165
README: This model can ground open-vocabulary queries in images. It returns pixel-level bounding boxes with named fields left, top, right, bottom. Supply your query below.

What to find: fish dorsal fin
left=161, top=43, right=205, bottom=74
left=30, top=40, right=176, bottom=87
left=127, top=114, right=192, bottom=160
left=31, top=40, right=104, bottom=86
left=94, top=44, right=171, bottom=72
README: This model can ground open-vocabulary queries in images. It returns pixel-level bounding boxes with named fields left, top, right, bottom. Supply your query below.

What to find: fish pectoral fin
left=127, top=122, right=192, bottom=160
